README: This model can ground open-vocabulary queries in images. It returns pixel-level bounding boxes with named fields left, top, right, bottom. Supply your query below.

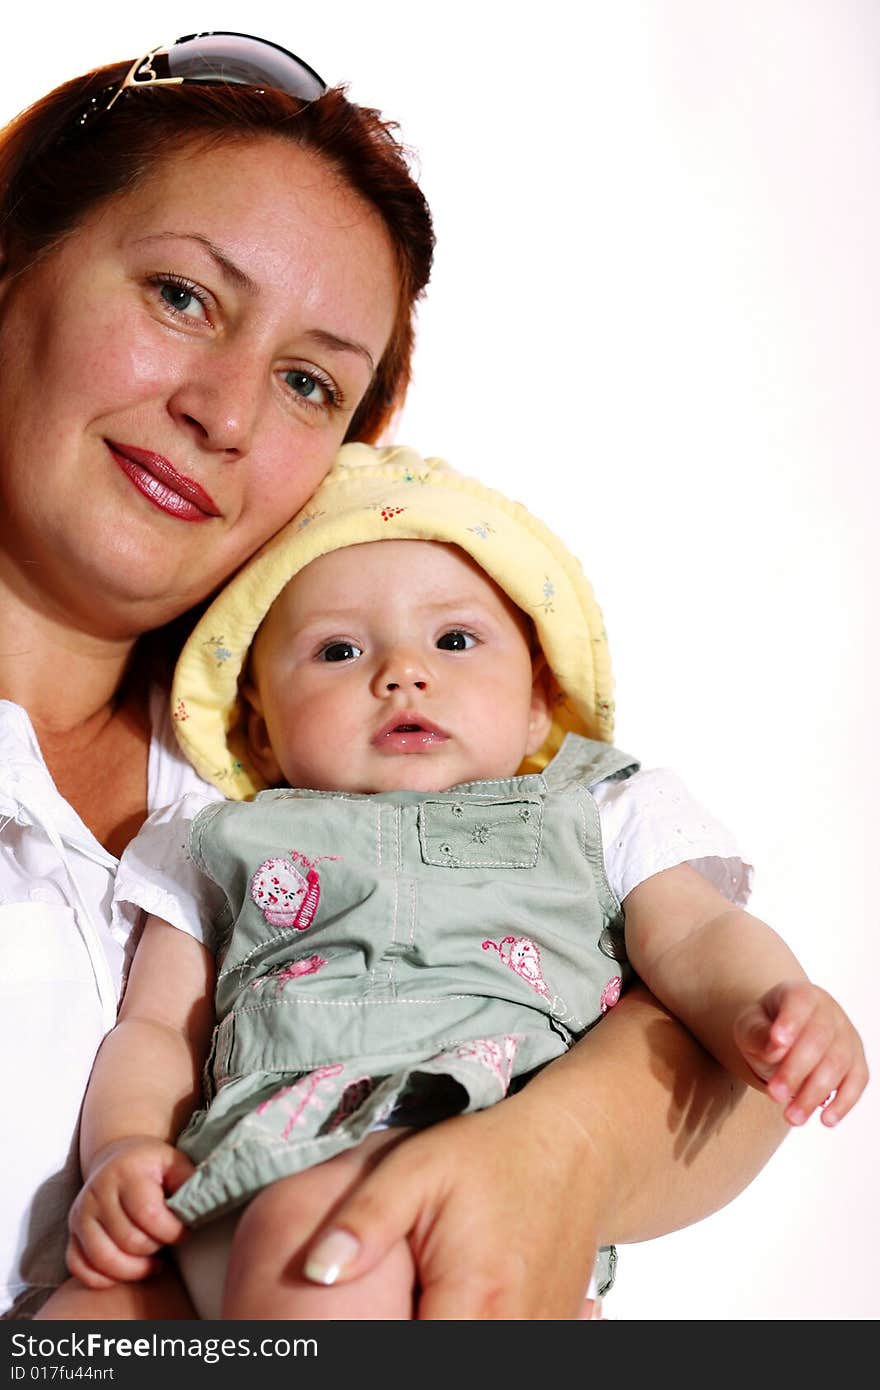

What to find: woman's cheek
left=238, top=441, right=339, bottom=541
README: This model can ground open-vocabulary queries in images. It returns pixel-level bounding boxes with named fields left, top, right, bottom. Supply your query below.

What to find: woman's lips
left=372, top=713, right=450, bottom=753
left=107, top=441, right=222, bottom=522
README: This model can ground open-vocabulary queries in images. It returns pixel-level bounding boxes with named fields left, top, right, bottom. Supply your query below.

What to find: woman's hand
left=66, top=1137, right=194, bottom=1290
left=302, top=984, right=790, bottom=1318
left=303, top=1089, right=604, bottom=1319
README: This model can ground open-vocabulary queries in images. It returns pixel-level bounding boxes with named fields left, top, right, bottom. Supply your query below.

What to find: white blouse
left=0, top=698, right=750, bottom=1317
left=0, top=695, right=222, bottom=1318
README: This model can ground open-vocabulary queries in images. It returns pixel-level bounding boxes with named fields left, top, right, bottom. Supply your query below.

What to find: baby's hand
left=734, top=980, right=868, bottom=1127
left=66, top=1137, right=194, bottom=1289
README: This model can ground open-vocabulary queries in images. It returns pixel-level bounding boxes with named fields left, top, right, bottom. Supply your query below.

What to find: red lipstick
left=107, top=441, right=222, bottom=521
left=372, top=712, right=450, bottom=753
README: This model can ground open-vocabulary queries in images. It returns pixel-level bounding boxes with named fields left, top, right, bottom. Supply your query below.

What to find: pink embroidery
left=250, top=850, right=336, bottom=930
left=600, top=976, right=622, bottom=1013
left=172, top=700, right=188, bottom=722
left=250, top=955, right=327, bottom=991
left=454, top=1035, right=520, bottom=1093
left=482, top=935, right=551, bottom=1000
left=380, top=505, right=406, bottom=520
left=256, top=1063, right=345, bottom=1140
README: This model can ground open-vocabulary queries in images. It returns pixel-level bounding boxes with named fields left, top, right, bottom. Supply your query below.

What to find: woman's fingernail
left=303, top=1229, right=360, bottom=1285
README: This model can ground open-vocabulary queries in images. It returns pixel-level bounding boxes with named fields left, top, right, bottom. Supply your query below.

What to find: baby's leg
left=222, top=1129, right=415, bottom=1320
left=34, top=1263, right=196, bottom=1320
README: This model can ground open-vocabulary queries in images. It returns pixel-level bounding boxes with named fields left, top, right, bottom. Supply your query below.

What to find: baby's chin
left=276, top=768, right=452, bottom=796
left=360, top=756, right=527, bottom=796
left=284, top=755, right=522, bottom=797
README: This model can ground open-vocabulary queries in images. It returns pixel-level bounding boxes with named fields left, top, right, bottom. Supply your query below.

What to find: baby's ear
left=525, top=653, right=554, bottom=758
left=240, top=680, right=284, bottom=786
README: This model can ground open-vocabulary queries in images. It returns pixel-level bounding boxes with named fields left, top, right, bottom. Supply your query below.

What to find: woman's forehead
left=77, top=136, right=399, bottom=347
left=108, top=136, right=385, bottom=251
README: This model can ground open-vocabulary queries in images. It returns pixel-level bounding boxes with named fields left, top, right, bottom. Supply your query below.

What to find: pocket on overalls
left=417, top=797, right=543, bottom=868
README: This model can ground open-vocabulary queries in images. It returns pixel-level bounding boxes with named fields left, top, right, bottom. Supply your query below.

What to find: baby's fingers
left=81, top=1189, right=163, bottom=1261
left=735, top=982, right=817, bottom=1078
left=821, top=1056, right=870, bottom=1127
left=766, top=1017, right=832, bottom=1113
left=66, top=1223, right=161, bottom=1288
left=119, top=1169, right=188, bottom=1249
left=762, top=981, right=819, bottom=1058
left=734, top=1004, right=782, bottom=1079
left=64, top=1234, right=117, bottom=1291
left=778, top=1030, right=869, bottom=1126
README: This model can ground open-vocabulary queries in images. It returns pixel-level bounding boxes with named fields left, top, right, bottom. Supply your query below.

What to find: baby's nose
left=385, top=675, right=427, bottom=691
left=373, top=649, right=430, bottom=695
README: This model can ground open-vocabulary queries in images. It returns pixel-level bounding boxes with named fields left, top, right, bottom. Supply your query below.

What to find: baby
left=60, top=445, right=867, bottom=1320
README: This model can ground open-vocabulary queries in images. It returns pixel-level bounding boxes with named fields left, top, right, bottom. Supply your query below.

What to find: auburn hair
left=0, top=63, right=435, bottom=442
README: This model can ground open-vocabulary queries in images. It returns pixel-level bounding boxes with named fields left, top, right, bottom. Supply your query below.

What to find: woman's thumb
left=302, top=1161, right=421, bottom=1286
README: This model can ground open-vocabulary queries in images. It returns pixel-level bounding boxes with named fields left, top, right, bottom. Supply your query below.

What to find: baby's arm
left=67, top=916, right=215, bottom=1289
left=624, top=863, right=868, bottom=1127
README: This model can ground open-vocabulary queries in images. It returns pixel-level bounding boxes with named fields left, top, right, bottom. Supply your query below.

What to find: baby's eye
left=436, top=630, right=477, bottom=651
left=319, top=641, right=363, bottom=663
left=283, top=369, right=334, bottom=407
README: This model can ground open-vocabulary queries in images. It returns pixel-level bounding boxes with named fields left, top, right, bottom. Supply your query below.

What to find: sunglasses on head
left=74, top=31, right=327, bottom=132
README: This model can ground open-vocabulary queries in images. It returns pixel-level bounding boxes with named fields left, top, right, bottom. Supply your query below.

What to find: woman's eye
left=437, top=630, right=476, bottom=651
left=319, top=641, right=363, bottom=663
left=153, top=276, right=209, bottom=321
left=284, top=369, right=334, bottom=407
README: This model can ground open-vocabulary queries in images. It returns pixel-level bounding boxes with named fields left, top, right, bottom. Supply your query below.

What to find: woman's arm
left=509, top=981, right=787, bottom=1246
left=301, top=982, right=788, bottom=1317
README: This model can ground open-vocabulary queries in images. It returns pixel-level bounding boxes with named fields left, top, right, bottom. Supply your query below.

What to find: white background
left=3, top=1, right=877, bottom=1319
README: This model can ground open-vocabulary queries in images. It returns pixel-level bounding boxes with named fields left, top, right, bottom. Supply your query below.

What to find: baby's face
left=247, top=539, right=552, bottom=794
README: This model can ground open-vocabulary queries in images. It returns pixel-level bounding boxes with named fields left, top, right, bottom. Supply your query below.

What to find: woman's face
left=0, top=136, right=399, bottom=637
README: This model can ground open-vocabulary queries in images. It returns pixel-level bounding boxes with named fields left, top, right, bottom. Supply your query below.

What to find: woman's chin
left=29, top=536, right=207, bottom=642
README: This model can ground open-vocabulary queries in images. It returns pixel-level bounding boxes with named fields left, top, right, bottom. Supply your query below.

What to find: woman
left=0, top=33, right=785, bottom=1320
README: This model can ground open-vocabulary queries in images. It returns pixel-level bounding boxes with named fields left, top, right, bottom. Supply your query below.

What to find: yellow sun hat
left=170, top=444, right=614, bottom=798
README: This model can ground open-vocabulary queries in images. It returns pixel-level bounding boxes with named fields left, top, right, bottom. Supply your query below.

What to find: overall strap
left=542, top=732, right=640, bottom=794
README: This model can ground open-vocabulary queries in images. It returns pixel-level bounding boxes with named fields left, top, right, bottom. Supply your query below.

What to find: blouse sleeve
left=111, top=791, right=227, bottom=953
left=592, top=767, right=753, bottom=907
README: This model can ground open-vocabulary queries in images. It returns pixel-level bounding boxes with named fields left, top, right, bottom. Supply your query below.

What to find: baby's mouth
left=372, top=714, right=450, bottom=751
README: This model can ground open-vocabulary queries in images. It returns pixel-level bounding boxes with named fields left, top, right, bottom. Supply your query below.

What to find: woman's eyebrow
left=132, top=234, right=375, bottom=372
left=132, top=231, right=257, bottom=294
left=300, top=328, right=375, bottom=375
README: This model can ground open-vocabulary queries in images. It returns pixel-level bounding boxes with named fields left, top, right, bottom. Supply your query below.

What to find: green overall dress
left=168, top=734, right=638, bottom=1293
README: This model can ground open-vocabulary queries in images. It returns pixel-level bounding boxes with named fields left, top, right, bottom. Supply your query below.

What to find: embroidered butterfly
left=481, top=934, right=551, bottom=1000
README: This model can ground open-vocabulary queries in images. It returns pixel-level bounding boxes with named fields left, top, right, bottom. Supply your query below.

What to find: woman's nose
left=372, top=649, right=429, bottom=695
left=167, top=351, right=265, bottom=455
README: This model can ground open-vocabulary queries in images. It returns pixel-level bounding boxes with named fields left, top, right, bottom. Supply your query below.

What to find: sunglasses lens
left=166, top=31, right=326, bottom=101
